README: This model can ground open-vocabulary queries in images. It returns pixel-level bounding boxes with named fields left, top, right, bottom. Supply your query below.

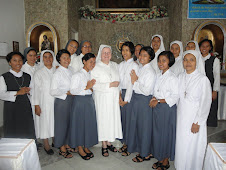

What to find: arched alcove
left=193, top=21, right=226, bottom=70
left=26, top=22, right=59, bottom=55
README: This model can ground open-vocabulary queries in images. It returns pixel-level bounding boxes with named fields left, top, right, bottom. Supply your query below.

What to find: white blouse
left=170, top=56, right=184, bottom=77
left=70, top=69, right=92, bottom=95
left=153, top=70, right=179, bottom=107
left=133, top=63, right=156, bottom=96
left=70, top=53, right=84, bottom=73
left=202, top=53, right=220, bottom=92
left=21, top=62, right=39, bottom=78
left=50, top=65, right=74, bottom=100
left=0, top=69, right=32, bottom=102
left=119, top=58, right=139, bottom=102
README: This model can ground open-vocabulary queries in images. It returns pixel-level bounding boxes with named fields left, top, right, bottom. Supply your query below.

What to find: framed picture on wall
left=96, top=0, right=152, bottom=12
left=13, top=41, right=19, bottom=52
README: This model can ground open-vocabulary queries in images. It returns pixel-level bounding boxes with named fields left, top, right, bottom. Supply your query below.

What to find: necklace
left=184, top=75, right=192, bottom=98
left=13, top=75, right=24, bottom=89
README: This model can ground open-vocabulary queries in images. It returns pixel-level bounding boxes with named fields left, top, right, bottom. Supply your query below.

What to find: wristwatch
left=157, top=99, right=160, bottom=103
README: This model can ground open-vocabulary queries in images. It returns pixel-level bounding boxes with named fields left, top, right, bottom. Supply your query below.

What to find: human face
left=83, top=57, right=96, bottom=72
left=122, top=46, right=132, bottom=61
left=26, top=50, right=37, bottom=66
left=158, top=55, right=169, bottom=74
left=101, top=47, right=112, bottom=64
left=200, top=41, right=211, bottom=57
left=170, top=43, right=180, bottom=58
left=139, top=50, right=151, bottom=66
left=135, top=45, right=142, bottom=58
left=183, top=53, right=196, bottom=74
left=43, top=52, right=53, bottom=68
left=81, top=42, right=92, bottom=55
left=67, top=41, right=78, bottom=55
left=186, top=42, right=196, bottom=51
left=59, top=53, right=71, bottom=68
left=151, top=37, right=161, bottom=52
left=9, top=54, right=23, bottom=73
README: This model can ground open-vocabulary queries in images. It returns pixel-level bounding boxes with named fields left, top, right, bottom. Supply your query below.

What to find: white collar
left=202, top=53, right=211, bottom=61
left=10, top=69, right=23, bottom=77
left=25, top=61, right=36, bottom=68
left=125, top=58, right=133, bottom=63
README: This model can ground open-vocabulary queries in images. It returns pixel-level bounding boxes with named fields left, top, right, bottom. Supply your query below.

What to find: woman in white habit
left=174, top=50, right=212, bottom=170
left=91, top=45, right=122, bottom=157
left=33, top=50, right=57, bottom=155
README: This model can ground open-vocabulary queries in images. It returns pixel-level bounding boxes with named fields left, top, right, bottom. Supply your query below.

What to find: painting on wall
left=13, top=41, right=19, bottom=52
left=96, top=0, right=152, bottom=12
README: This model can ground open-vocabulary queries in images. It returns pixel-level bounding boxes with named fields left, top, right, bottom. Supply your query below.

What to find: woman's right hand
left=35, top=105, right=41, bottom=116
left=16, top=87, right=30, bottom=96
left=110, top=81, right=120, bottom=87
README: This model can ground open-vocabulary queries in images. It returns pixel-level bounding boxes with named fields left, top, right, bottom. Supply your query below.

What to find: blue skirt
left=152, top=103, right=177, bottom=161
left=127, top=93, right=153, bottom=157
left=54, top=95, right=73, bottom=148
left=69, top=95, right=98, bottom=148
left=120, top=89, right=133, bottom=145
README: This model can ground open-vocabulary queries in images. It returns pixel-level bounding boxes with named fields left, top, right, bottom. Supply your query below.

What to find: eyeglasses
left=69, top=44, right=78, bottom=49
left=102, top=52, right=111, bottom=55
left=82, top=45, right=92, bottom=48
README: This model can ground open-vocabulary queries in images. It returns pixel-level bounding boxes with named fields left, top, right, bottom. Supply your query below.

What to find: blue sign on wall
left=188, top=0, right=226, bottom=19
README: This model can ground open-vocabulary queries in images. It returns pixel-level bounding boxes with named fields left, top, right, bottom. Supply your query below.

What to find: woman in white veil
left=150, top=34, right=165, bottom=74
left=91, top=44, right=122, bottom=157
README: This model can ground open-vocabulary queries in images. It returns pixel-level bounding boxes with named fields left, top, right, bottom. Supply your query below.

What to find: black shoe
left=44, top=148, right=54, bottom=155
left=52, top=143, right=54, bottom=147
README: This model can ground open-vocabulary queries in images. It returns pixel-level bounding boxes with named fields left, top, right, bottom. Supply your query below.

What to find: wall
left=168, top=0, right=182, bottom=43
left=78, top=18, right=170, bottom=63
left=24, top=0, right=69, bottom=49
left=0, top=0, right=25, bottom=126
left=181, top=0, right=226, bottom=45
left=68, top=0, right=82, bottom=40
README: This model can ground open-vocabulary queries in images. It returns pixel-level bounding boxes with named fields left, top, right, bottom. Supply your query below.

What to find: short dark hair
left=135, top=44, right=144, bottom=48
left=199, top=39, right=213, bottom=53
left=82, top=53, right=96, bottom=64
left=121, top=41, right=135, bottom=55
left=56, top=49, right=70, bottom=63
left=140, top=46, right=155, bottom=62
left=6, top=52, right=24, bottom=63
left=158, top=51, right=175, bottom=67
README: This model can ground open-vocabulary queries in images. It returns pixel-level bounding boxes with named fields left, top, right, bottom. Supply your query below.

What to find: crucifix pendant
left=184, top=91, right=187, bottom=98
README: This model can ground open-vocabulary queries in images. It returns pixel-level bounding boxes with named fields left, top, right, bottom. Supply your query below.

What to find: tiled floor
left=39, top=121, right=226, bottom=170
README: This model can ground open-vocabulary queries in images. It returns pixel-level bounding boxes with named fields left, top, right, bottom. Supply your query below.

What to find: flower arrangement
left=79, top=5, right=168, bottom=23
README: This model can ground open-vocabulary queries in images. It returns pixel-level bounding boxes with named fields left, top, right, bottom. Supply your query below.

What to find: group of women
left=0, top=34, right=220, bottom=170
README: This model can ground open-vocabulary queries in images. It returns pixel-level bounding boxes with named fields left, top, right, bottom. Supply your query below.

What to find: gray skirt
left=152, top=103, right=177, bottom=161
left=120, top=89, right=133, bottom=145
left=127, top=93, right=153, bottom=157
left=69, top=95, right=98, bottom=148
left=54, top=95, right=73, bottom=148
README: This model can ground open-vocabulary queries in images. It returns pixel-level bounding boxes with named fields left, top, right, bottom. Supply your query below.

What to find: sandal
left=122, top=151, right=131, bottom=156
left=144, top=153, right=154, bottom=161
left=78, top=152, right=90, bottom=160
left=59, top=150, right=73, bottom=158
left=102, top=147, right=109, bottom=157
left=152, top=161, right=162, bottom=169
left=66, top=147, right=77, bottom=153
left=121, top=148, right=131, bottom=156
left=132, top=155, right=144, bottom=163
left=118, top=145, right=127, bottom=153
left=107, top=145, right=117, bottom=152
left=86, top=151, right=94, bottom=158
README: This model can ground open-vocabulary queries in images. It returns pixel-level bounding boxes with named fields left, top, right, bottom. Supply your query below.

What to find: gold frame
left=96, top=0, right=152, bottom=13
left=26, top=22, right=58, bottom=55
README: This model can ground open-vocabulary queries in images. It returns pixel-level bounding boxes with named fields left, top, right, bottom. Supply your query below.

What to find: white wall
left=0, top=0, right=25, bottom=126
